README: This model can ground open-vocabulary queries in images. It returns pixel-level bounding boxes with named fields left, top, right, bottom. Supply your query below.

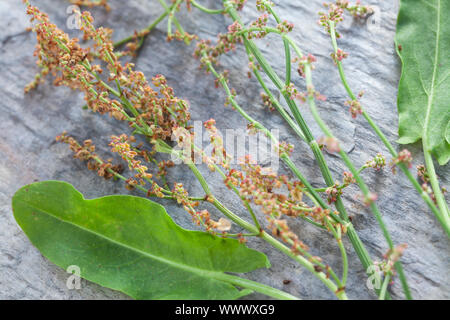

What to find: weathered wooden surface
left=0, top=0, right=448, bottom=299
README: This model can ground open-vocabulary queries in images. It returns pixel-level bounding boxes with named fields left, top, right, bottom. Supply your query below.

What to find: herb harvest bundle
left=10, top=0, right=449, bottom=300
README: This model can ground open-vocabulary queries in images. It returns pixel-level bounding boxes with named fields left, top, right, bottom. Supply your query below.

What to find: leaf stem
left=424, top=144, right=450, bottom=224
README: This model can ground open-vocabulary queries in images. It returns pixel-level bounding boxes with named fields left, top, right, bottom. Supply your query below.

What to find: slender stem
left=245, top=47, right=306, bottom=142
left=190, top=0, right=225, bottom=14
left=113, top=4, right=175, bottom=48
left=203, top=54, right=348, bottom=229
left=379, top=274, right=391, bottom=300
left=325, top=218, right=348, bottom=287
left=207, top=159, right=263, bottom=231
left=161, top=0, right=189, bottom=43
left=214, top=272, right=300, bottom=300
left=260, top=231, right=348, bottom=300
left=424, top=142, right=450, bottom=220
left=300, top=57, right=413, bottom=300
left=282, top=31, right=414, bottom=298
left=215, top=190, right=348, bottom=300
left=221, top=2, right=388, bottom=297
left=327, top=20, right=449, bottom=237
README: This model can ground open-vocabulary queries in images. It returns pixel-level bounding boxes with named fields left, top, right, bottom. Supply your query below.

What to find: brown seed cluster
left=203, top=119, right=231, bottom=170
left=56, top=132, right=123, bottom=180
left=24, top=3, right=91, bottom=93
left=172, top=183, right=231, bottom=233
left=292, top=54, right=316, bottom=78
left=25, top=3, right=191, bottom=143
left=223, top=155, right=340, bottom=255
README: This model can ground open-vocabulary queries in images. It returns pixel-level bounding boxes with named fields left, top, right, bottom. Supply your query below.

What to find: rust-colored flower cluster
left=292, top=54, right=316, bottom=78
left=223, top=155, right=341, bottom=255
left=261, top=93, right=275, bottom=111
left=375, top=244, right=408, bottom=277
left=25, top=2, right=191, bottom=144
left=172, top=183, right=231, bottom=232
left=24, top=3, right=91, bottom=93
left=417, top=164, right=447, bottom=205
left=249, top=14, right=269, bottom=39
left=56, top=132, right=123, bottom=180
left=331, top=48, right=348, bottom=64
left=203, top=119, right=231, bottom=170
left=326, top=182, right=343, bottom=204
left=390, top=149, right=413, bottom=174
left=345, top=91, right=364, bottom=118
left=318, top=136, right=341, bottom=153
left=256, top=0, right=274, bottom=12
left=319, top=1, right=373, bottom=37
left=229, top=0, right=247, bottom=11
left=276, top=20, right=294, bottom=34
left=110, top=134, right=153, bottom=185
left=318, top=3, right=344, bottom=35
left=194, top=32, right=242, bottom=69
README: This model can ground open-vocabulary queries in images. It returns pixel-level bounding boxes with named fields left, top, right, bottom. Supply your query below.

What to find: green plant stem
left=222, top=1, right=385, bottom=297
left=325, top=218, right=348, bottom=287
left=234, top=6, right=407, bottom=296
left=379, top=274, right=391, bottom=300
left=190, top=0, right=225, bottom=14
left=160, top=0, right=190, bottom=43
left=245, top=46, right=306, bottom=142
left=166, top=146, right=347, bottom=300
left=113, top=3, right=176, bottom=48
left=200, top=52, right=352, bottom=292
left=213, top=272, right=300, bottom=300
left=288, top=36, right=413, bottom=298
left=327, top=20, right=450, bottom=237
left=213, top=197, right=347, bottom=299
left=424, top=146, right=450, bottom=216
left=203, top=54, right=348, bottom=229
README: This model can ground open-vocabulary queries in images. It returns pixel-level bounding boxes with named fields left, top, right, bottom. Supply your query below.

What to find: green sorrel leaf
left=12, top=181, right=270, bottom=299
left=396, top=0, right=450, bottom=165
